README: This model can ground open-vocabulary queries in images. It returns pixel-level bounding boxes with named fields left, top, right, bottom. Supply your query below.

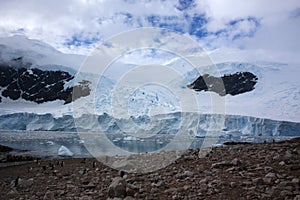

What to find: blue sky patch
left=64, top=34, right=100, bottom=47
left=176, top=0, right=195, bottom=11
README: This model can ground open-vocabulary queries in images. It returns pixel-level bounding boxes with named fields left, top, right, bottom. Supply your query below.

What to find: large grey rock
left=108, top=177, right=127, bottom=198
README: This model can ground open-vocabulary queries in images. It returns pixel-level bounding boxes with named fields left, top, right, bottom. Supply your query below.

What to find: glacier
left=0, top=112, right=299, bottom=137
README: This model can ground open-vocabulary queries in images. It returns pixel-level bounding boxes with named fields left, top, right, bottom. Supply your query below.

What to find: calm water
left=0, top=130, right=296, bottom=159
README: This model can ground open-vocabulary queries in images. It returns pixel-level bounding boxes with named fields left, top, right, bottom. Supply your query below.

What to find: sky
left=0, top=0, right=299, bottom=64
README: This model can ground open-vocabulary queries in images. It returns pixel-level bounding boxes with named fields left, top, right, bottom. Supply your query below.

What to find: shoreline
left=0, top=137, right=299, bottom=199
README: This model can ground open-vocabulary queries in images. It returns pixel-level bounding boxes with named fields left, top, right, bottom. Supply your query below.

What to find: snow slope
left=166, top=60, right=300, bottom=122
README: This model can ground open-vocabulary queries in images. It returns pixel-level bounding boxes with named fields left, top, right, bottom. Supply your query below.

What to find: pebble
left=18, top=178, right=34, bottom=188
left=279, top=161, right=285, bottom=166
left=231, top=158, right=242, bottom=166
left=43, top=190, right=54, bottom=200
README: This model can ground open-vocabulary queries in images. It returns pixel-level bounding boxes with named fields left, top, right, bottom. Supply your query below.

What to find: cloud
left=0, top=0, right=299, bottom=64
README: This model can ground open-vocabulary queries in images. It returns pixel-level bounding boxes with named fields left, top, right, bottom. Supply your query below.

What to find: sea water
left=0, top=130, right=296, bottom=159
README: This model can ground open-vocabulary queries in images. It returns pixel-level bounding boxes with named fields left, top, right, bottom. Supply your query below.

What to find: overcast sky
left=0, top=0, right=299, bottom=64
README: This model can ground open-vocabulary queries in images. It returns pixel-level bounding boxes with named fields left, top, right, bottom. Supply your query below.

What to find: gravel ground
left=0, top=138, right=299, bottom=199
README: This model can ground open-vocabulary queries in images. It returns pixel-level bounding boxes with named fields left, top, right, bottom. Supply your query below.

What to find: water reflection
left=0, top=131, right=296, bottom=159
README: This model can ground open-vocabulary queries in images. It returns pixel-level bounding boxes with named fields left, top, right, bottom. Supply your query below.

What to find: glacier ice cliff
left=0, top=112, right=299, bottom=137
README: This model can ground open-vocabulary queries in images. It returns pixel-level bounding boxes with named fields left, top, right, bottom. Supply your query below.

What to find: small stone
left=83, top=183, right=96, bottom=189
left=18, top=178, right=34, bottom=188
left=183, top=185, right=190, bottom=190
left=198, top=148, right=210, bottom=158
left=253, top=178, right=264, bottom=186
left=124, top=197, right=135, bottom=200
left=164, top=188, right=178, bottom=194
left=211, top=179, right=221, bottom=186
left=150, top=187, right=158, bottom=193
left=212, top=161, right=233, bottom=168
left=294, top=195, right=300, bottom=200
left=265, top=172, right=276, bottom=179
left=280, top=190, right=293, bottom=196
left=7, top=188, right=19, bottom=196
left=264, top=166, right=273, bottom=172
left=285, top=150, right=294, bottom=159
left=79, top=196, right=92, bottom=200
left=43, top=190, right=55, bottom=200
left=126, top=187, right=135, bottom=197
left=199, top=178, right=207, bottom=184
left=127, top=183, right=140, bottom=190
left=292, top=178, right=300, bottom=184
left=242, top=181, right=252, bottom=186
left=285, top=186, right=293, bottom=191
left=226, top=167, right=236, bottom=172
left=230, top=182, right=236, bottom=188
left=263, top=177, right=273, bottom=184
left=279, top=161, right=285, bottom=166
left=184, top=170, right=194, bottom=177
left=231, top=158, right=242, bottom=166
left=155, top=181, right=163, bottom=187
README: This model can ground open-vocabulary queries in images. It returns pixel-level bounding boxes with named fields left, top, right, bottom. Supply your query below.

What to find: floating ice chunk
left=123, top=136, right=137, bottom=141
left=46, top=141, right=54, bottom=145
left=112, top=138, right=121, bottom=142
left=78, top=139, right=85, bottom=144
left=58, top=145, right=74, bottom=157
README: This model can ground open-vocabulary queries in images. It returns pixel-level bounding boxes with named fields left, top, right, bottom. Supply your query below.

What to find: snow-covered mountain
left=0, top=36, right=115, bottom=117
left=0, top=35, right=84, bottom=69
left=0, top=35, right=299, bottom=123
left=166, top=59, right=300, bottom=122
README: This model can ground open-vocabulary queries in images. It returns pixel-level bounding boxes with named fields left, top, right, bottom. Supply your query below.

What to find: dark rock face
left=187, top=72, right=258, bottom=96
left=0, top=63, right=90, bottom=104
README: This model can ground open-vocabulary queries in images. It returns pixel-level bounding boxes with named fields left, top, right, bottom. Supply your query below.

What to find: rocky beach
left=0, top=137, right=299, bottom=199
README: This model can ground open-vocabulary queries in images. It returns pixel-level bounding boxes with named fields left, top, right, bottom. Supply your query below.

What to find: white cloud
left=198, top=0, right=300, bottom=64
left=0, top=0, right=299, bottom=64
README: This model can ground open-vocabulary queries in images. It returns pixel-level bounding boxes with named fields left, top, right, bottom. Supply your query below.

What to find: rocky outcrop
left=188, top=72, right=258, bottom=96
left=0, top=60, right=90, bottom=104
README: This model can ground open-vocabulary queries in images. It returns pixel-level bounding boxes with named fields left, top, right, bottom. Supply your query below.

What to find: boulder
left=108, top=177, right=127, bottom=198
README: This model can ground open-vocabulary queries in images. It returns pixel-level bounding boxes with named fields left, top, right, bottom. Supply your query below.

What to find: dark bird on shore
left=48, top=162, right=54, bottom=168
left=82, top=168, right=88, bottom=175
left=14, top=176, right=20, bottom=187
left=27, top=167, right=32, bottom=173
left=93, top=161, right=97, bottom=168
left=119, top=170, right=125, bottom=178
left=34, top=159, right=40, bottom=165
